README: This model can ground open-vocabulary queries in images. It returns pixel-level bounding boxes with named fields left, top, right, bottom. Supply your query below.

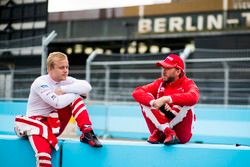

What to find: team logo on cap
left=167, top=56, right=173, bottom=61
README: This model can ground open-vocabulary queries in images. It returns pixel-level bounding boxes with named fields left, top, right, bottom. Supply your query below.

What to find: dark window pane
left=23, top=5, right=34, bottom=19
left=12, top=6, right=23, bottom=20
left=0, top=8, right=11, bottom=21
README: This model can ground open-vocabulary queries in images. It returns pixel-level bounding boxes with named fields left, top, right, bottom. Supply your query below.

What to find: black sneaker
left=80, top=130, right=102, bottom=148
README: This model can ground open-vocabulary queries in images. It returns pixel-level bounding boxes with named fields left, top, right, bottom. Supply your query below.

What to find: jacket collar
left=47, top=74, right=60, bottom=85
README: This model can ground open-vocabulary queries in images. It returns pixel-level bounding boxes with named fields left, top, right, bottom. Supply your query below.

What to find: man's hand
left=164, top=103, right=172, bottom=111
left=55, top=87, right=65, bottom=95
left=152, top=96, right=171, bottom=109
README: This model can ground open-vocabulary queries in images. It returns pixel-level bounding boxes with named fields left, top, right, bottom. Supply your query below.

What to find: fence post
left=223, top=62, right=229, bottom=106
left=86, top=51, right=97, bottom=82
left=103, top=65, right=111, bottom=138
left=104, top=65, right=110, bottom=103
left=180, top=43, right=195, bottom=72
left=223, top=0, right=228, bottom=29
left=8, top=65, right=14, bottom=99
left=41, top=31, right=57, bottom=75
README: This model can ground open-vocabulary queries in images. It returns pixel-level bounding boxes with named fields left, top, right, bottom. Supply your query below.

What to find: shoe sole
left=164, top=140, right=179, bottom=145
left=147, top=140, right=162, bottom=144
left=81, top=138, right=103, bottom=148
left=164, top=137, right=180, bottom=145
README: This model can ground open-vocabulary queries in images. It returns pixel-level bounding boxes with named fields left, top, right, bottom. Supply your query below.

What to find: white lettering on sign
left=138, top=12, right=250, bottom=34
left=154, top=18, right=166, bottom=33
left=186, top=16, right=196, bottom=31
left=169, top=17, right=183, bottom=32
left=197, top=15, right=204, bottom=31
left=138, top=19, right=152, bottom=33
left=233, top=0, right=250, bottom=9
left=207, top=14, right=223, bottom=30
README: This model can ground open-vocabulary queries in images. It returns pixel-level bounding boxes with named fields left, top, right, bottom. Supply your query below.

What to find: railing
left=0, top=49, right=250, bottom=106
left=0, top=31, right=57, bottom=76
left=0, top=66, right=87, bottom=100
left=86, top=50, right=250, bottom=106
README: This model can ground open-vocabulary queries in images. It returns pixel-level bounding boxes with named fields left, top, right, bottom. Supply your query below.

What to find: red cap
left=156, top=54, right=184, bottom=71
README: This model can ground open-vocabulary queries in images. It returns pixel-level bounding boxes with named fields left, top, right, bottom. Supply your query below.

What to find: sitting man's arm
left=34, top=82, right=78, bottom=109
left=153, top=79, right=199, bottom=108
left=170, top=80, right=199, bottom=106
left=132, top=79, right=161, bottom=107
left=60, top=78, right=92, bottom=95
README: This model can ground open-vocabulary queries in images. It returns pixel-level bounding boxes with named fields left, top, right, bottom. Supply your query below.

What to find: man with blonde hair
left=15, top=52, right=102, bottom=167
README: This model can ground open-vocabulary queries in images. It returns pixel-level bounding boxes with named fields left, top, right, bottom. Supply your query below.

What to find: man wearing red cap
left=132, top=54, right=199, bottom=145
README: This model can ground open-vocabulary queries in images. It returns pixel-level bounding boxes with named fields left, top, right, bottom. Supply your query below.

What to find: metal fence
left=0, top=66, right=86, bottom=100
left=0, top=48, right=250, bottom=106
left=86, top=49, right=250, bottom=106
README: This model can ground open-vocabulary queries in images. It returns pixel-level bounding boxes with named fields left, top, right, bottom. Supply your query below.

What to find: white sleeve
left=60, top=79, right=92, bottom=95
left=33, top=82, right=78, bottom=109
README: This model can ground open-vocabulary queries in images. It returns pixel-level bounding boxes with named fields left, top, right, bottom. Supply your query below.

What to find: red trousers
left=28, top=97, right=92, bottom=167
left=140, top=104, right=195, bottom=144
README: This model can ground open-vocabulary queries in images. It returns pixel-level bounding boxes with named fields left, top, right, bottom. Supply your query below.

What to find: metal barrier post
left=86, top=51, right=97, bottom=82
left=41, top=31, right=57, bottom=75
left=223, top=62, right=229, bottom=106
left=180, top=44, right=195, bottom=71
left=8, top=65, right=14, bottom=99
left=103, top=65, right=111, bottom=138
left=104, top=65, right=110, bottom=103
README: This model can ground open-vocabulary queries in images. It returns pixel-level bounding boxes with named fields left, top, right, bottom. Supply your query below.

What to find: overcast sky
left=48, top=0, right=172, bottom=12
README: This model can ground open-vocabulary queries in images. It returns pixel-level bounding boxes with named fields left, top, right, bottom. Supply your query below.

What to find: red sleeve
left=132, top=78, right=162, bottom=106
left=171, top=79, right=200, bottom=106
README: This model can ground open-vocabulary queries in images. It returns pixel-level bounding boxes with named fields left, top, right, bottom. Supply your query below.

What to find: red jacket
left=132, top=75, right=199, bottom=107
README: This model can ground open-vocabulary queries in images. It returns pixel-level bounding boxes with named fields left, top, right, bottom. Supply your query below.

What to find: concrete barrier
left=1, top=135, right=249, bottom=167
left=87, top=104, right=250, bottom=145
left=0, top=135, right=61, bottom=167
left=0, top=101, right=26, bottom=135
left=1, top=101, right=250, bottom=145
left=62, top=139, right=250, bottom=167
left=191, top=105, right=250, bottom=145
left=86, top=104, right=108, bottom=135
left=0, top=101, right=26, bottom=115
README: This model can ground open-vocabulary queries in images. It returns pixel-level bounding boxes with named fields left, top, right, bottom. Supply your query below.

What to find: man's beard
left=163, top=76, right=175, bottom=84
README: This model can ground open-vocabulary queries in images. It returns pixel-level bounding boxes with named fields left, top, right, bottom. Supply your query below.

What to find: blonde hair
left=47, top=52, right=68, bottom=71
